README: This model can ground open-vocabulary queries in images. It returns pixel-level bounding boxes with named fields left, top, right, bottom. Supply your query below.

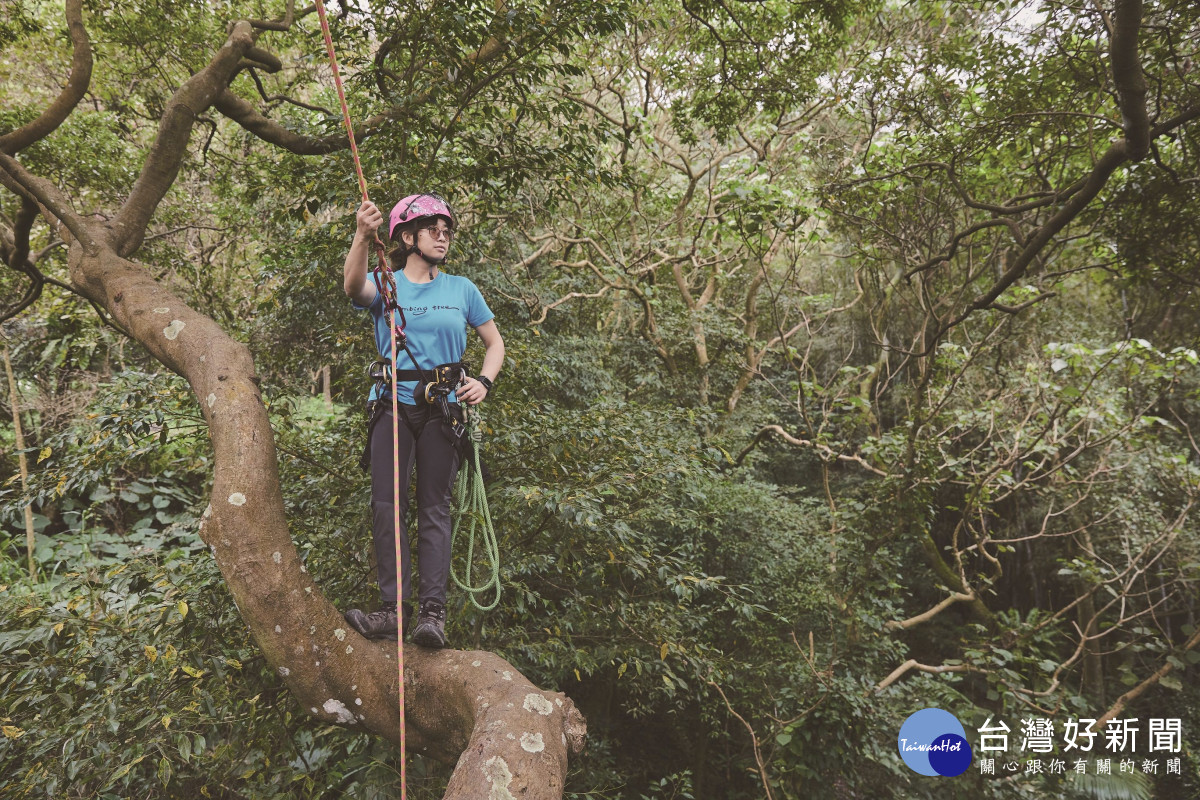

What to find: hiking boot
left=410, top=600, right=447, bottom=649
left=344, top=607, right=396, bottom=639
left=344, top=604, right=413, bottom=641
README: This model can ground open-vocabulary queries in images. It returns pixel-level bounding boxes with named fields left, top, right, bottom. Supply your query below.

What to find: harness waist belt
left=367, top=361, right=424, bottom=383
left=368, top=360, right=470, bottom=401
left=368, top=360, right=468, bottom=384
left=366, top=359, right=470, bottom=440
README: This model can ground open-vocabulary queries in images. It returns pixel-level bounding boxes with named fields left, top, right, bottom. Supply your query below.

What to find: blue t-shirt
left=357, top=271, right=494, bottom=404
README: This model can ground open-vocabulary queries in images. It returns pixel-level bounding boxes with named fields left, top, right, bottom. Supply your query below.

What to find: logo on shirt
left=402, top=305, right=460, bottom=316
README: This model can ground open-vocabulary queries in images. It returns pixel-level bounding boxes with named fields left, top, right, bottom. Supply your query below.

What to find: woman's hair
left=387, top=221, right=419, bottom=269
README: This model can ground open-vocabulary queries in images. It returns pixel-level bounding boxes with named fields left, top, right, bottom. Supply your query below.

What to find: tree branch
left=530, top=286, right=615, bottom=325
left=0, top=152, right=98, bottom=252
left=214, top=90, right=348, bottom=154
left=0, top=266, right=44, bottom=324
left=1111, top=0, right=1149, bottom=160
left=107, top=22, right=257, bottom=256
left=0, top=0, right=93, bottom=155
left=913, top=139, right=1131, bottom=355
left=0, top=199, right=46, bottom=322
left=10, top=197, right=36, bottom=269
left=708, top=680, right=775, bottom=800
left=242, top=46, right=284, bottom=73
left=885, top=591, right=975, bottom=631
left=986, top=290, right=1057, bottom=314
left=903, top=217, right=1025, bottom=279
left=1094, top=625, right=1200, bottom=728
left=734, top=424, right=888, bottom=476
left=246, top=67, right=336, bottom=116
left=220, top=5, right=525, bottom=159
left=891, top=94, right=1200, bottom=360
left=247, top=1, right=315, bottom=31
left=874, top=659, right=981, bottom=692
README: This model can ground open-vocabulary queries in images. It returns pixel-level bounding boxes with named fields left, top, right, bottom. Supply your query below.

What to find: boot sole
left=411, top=630, right=446, bottom=648
left=343, top=612, right=399, bottom=641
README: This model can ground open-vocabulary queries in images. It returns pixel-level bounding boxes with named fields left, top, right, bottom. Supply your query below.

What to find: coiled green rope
left=451, top=407, right=501, bottom=610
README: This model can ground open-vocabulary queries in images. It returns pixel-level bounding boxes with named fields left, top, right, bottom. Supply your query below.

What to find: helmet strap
left=409, top=244, right=444, bottom=280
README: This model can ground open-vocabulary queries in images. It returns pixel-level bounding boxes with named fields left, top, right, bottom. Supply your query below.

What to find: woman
left=341, top=193, right=504, bottom=648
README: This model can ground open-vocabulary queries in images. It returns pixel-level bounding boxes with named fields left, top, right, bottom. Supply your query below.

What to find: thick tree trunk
left=64, top=241, right=585, bottom=798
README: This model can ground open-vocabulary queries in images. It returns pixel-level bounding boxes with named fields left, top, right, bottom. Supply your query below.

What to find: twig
left=1095, top=625, right=1200, bottom=728
left=734, top=425, right=888, bottom=476
left=874, top=660, right=981, bottom=692
left=707, top=680, right=775, bottom=800
left=885, top=592, right=975, bottom=631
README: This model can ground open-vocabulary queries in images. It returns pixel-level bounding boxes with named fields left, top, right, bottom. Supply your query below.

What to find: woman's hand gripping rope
left=354, top=200, right=408, bottom=347
left=356, top=200, right=383, bottom=237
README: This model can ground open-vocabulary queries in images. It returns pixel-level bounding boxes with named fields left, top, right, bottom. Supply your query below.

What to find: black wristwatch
left=477, top=375, right=494, bottom=395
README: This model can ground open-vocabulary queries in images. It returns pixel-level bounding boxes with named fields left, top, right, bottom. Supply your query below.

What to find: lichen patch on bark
left=323, top=698, right=355, bottom=723
left=482, top=756, right=516, bottom=800
left=520, top=732, right=545, bottom=753
left=523, top=693, right=553, bottom=715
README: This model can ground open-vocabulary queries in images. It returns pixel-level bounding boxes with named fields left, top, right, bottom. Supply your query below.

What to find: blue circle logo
left=897, top=708, right=973, bottom=776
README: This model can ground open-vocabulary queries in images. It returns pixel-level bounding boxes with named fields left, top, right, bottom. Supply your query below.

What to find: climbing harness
left=312, top=2, right=410, bottom=796
left=366, top=359, right=470, bottom=439
left=452, top=407, right=502, bottom=611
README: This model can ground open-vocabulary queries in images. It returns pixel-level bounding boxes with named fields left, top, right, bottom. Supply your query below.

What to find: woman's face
left=410, top=218, right=454, bottom=258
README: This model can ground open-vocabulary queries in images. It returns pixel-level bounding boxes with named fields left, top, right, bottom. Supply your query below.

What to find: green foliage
left=0, top=528, right=445, bottom=798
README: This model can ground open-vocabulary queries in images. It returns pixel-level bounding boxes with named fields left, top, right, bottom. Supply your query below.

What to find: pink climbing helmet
left=388, top=193, right=457, bottom=240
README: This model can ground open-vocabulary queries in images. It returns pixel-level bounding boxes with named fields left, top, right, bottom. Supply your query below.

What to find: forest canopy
left=2, top=0, right=1198, bottom=798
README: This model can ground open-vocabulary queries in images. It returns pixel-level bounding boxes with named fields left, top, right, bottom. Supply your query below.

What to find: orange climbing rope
left=312, top=3, right=407, bottom=797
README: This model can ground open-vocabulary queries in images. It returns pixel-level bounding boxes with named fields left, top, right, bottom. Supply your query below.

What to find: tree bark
left=1111, top=0, right=1149, bottom=161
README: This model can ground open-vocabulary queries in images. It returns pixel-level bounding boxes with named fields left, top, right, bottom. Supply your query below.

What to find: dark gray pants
left=369, top=402, right=462, bottom=606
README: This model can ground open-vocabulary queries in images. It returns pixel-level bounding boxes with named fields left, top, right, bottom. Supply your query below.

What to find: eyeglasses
left=420, top=224, right=455, bottom=242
